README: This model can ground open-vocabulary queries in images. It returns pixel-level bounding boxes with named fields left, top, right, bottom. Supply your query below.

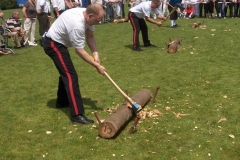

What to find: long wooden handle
left=104, top=71, right=134, bottom=105
left=160, top=6, right=178, bottom=23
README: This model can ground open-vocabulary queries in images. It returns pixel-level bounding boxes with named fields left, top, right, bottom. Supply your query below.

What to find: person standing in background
left=168, top=0, right=182, bottom=28
left=128, top=0, right=166, bottom=51
left=22, top=0, right=38, bottom=46
left=36, top=0, right=51, bottom=46
left=191, top=0, right=199, bottom=17
left=51, top=0, right=66, bottom=18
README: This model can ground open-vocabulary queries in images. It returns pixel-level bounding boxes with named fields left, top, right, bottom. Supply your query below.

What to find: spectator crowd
left=0, top=0, right=239, bottom=55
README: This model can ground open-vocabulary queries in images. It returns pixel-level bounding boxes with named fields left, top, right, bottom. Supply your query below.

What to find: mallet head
left=132, top=102, right=139, bottom=113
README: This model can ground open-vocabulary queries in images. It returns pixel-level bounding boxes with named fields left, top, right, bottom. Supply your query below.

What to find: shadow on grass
left=46, top=98, right=104, bottom=116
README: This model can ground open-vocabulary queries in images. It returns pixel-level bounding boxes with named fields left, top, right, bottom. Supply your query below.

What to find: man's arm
left=75, top=47, right=106, bottom=74
left=85, top=28, right=100, bottom=64
left=0, top=12, right=4, bottom=18
left=145, top=16, right=163, bottom=27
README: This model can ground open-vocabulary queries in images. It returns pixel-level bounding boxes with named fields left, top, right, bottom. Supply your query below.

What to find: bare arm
left=145, top=16, right=162, bottom=27
left=22, top=7, right=27, bottom=19
left=85, top=28, right=101, bottom=64
left=74, top=29, right=105, bottom=74
left=75, top=48, right=106, bottom=74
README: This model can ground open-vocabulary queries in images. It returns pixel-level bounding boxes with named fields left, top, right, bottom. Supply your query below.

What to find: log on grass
left=167, top=42, right=179, bottom=53
left=98, top=89, right=151, bottom=138
left=167, top=38, right=182, bottom=54
left=191, top=21, right=202, bottom=28
left=113, top=17, right=129, bottom=24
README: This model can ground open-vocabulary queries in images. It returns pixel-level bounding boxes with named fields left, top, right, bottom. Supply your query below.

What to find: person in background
left=184, top=3, right=195, bottom=18
left=168, top=0, right=182, bottom=28
left=6, top=10, right=27, bottom=48
left=42, top=4, right=106, bottom=124
left=191, top=0, right=199, bottom=17
left=65, top=0, right=75, bottom=9
left=204, top=0, right=214, bottom=18
left=73, top=0, right=81, bottom=7
left=121, top=0, right=125, bottom=18
left=36, top=0, right=51, bottom=46
left=0, top=12, right=12, bottom=54
left=128, top=0, right=166, bottom=51
left=51, top=0, right=66, bottom=18
left=22, top=0, right=38, bottom=46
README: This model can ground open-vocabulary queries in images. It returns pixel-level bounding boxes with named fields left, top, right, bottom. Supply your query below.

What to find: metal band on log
left=98, top=89, right=151, bottom=138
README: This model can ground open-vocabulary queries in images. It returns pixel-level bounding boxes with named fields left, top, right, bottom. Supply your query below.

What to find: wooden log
left=167, top=42, right=179, bottom=53
left=191, top=21, right=202, bottom=28
left=167, top=38, right=182, bottom=53
left=113, top=17, right=129, bottom=24
left=98, top=89, right=151, bottom=138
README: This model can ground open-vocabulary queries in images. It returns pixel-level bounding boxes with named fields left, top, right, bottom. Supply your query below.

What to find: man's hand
left=0, top=12, right=4, bottom=18
left=95, top=65, right=106, bottom=75
left=156, top=21, right=163, bottom=27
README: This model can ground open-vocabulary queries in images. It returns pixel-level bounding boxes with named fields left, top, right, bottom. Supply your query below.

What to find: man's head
left=151, top=0, right=161, bottom=9
left=85, top=4, right=104, bottom=25
left=12, top=10, right=20, bottom=19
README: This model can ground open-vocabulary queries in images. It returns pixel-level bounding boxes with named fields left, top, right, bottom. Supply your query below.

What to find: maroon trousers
left=43, top=36, right=84, bottom=116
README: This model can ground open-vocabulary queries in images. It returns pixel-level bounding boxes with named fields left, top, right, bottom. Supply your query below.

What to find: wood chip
left=229, top=134, right=235, bottom=138
left=153, top=109, right=162, bottom=115
left=165, top=106, right=171, bottom=111
left=217, top=117, right=227, bottom=123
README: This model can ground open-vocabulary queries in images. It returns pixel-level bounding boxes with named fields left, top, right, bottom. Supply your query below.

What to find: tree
left=0, top=0, right=18, bottom=10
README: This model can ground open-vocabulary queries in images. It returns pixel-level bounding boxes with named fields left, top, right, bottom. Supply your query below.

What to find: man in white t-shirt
left=51, top=0, right=66, bottom=18
left=128, top=0, right=166, bottom=51
left=43, top=4, right=106, bottom=124
left=36, top=0, right=51, bottom=46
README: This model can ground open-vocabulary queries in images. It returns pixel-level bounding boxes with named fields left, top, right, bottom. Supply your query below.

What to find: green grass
left=1, top=9, right=240, bottom=159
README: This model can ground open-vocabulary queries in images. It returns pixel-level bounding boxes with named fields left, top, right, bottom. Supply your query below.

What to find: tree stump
left=98, top=89, right=152, bottom=138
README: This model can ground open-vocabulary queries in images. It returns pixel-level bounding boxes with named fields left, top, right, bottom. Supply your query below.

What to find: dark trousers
left=128, top=12, right=150, bottom=50
left=43, top=36, right=84, bottom=117
left=37, top=12, right=50, bottom=36
left=168, top=5, right=178, bottom=20
left=53, top=10, right=65, bottom=18
left=121, top=3, right=125, bottom=18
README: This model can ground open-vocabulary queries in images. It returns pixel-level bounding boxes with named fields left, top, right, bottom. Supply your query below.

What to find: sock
left=173, top=20, right=176, bottom=25
left=171, top=20, right=174, bottom=26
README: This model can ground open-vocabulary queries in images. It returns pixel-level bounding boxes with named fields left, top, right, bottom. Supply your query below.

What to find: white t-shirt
left=36, top=0, right=51, bottom=13
left=51, top=0, right=66, bottom=11
left=46, top=8, right=94, bottom=48
left=129, top=1, right=160, bottom=18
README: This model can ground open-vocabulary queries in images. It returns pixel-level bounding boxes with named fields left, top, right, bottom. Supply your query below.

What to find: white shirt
left=46, top=8, right=94, bottom=48
left=130, top=1, right=160, bottom=18
left=36, top=0, right=51, bottom=13
left=51, top=0, right=66, bottom=11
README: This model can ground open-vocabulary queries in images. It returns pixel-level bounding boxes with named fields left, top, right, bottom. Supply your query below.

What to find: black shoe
left=170, top=25, right=177, bottom=28
left=56, top=103, right=69, bottom=108
left=133, top=48, right=143, bottom=52
left=144, top=43, right=156, bottom=47
left=71, top=114, right=94, bottom=124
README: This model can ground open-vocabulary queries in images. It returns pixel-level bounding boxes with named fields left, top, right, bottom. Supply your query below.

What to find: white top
left=36, top=0, right=51, bottom=13
left=129, top=1, right=160, bottom=18
left=51, top=0, right=66, bottom=11
left=46, top=8, right=94, bottom=48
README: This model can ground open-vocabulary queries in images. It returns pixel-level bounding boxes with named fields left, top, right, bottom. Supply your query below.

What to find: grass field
left=0, top=8, right=240, bottom=159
